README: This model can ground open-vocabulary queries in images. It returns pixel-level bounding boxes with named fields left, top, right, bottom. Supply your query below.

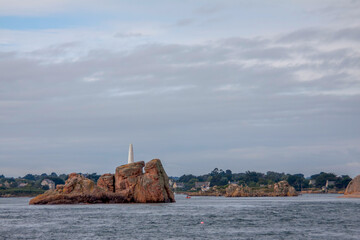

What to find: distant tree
left=6, top=178, right=15, bottom=183
left=0, top=175, right=4, bottom=179
left=84, top=173, right=101, bottom=183
left=50, top=172, right=58, bottom=177
left=210, top=175, right=228, bottom=186
left=287, top=174, right=305, bottom=191
left=211, top=168, right=219, bottom=176
left=302, top=179, right=310, bottom=189
left=58, top=174, right=68, bottom=181
left=197, top=175, right=211, bottom=182
left=225, top=170, right=233, bottom=181
left=312, top=172, right=337, bottom=188
left=335, top=175, right=352, bottom=189
left=179, top=174, right=197, bottom=183
left=233, top=173, right=246, bottom=182
left=266, top=171, right=286, bottom=183
left=184, top=178, right=197, bottom=190
left=23, top=174, right=36, bottom=181
left=244, top=171, right=264, bottom=184
left=46, top=177, right=65, bottom=186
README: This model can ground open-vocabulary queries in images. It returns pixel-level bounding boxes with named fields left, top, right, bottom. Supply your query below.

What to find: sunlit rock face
left=342, top=175, right=360, bottom=198
left=225, top=180, right=298, bottom=197
left=29, top=159, right=175, bottom=205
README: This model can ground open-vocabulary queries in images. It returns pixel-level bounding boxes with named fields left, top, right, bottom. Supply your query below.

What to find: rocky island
left=185, top=180, right=298, bottom=197
left=340, top=174, right=360, bottom=198
left=225, top=180, right=298, bottom=197
left=29, top=159, right=175, bottom=204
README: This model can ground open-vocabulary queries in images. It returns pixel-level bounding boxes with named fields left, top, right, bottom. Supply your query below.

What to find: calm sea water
left=0, top=194, right=359, bottom=240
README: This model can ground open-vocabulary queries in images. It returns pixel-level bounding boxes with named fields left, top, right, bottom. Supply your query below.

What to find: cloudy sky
left=1, top=0, right=360, bottom=177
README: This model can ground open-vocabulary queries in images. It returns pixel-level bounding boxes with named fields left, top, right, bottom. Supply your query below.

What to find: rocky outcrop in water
left=341, top=174, right=360, bottom=198
left=273, top=180, right=297, bottom=196
left=29, top=159, right=175, bottom=204
left=225, top=180, right=298, bottom=197
left=225, top=184, right=252, bottom=197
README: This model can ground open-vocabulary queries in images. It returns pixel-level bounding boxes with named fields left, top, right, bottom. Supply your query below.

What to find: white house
left=18, top=183, right=28, bottom=187
left=173, top=182, right=185, bottom=189
left=195, top=182, right=210, bottom=191
left=41, top=179, right=55, bottom=190
left=325, top=180, right=335, bottom=188
left=309, top=179, right=316, bottom=186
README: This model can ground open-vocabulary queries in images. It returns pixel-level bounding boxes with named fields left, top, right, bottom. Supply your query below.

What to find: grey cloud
left=332, top=26, right=360, bottom=41
left=114, top=32, right=145, bottom=38
left=174, top=18, right=196, bottom=27
left=278, top=28, right=323, bottom=43
left=195, top=4, right=223, bottom=15
left=28, top=41, right=82, bottom=58
left=219, top=37, right=269, bottom=49
left=279, top=26, right=360, bottom=43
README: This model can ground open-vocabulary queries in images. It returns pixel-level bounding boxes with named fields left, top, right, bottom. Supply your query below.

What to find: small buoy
left=200, top=222, right=204, bottom=224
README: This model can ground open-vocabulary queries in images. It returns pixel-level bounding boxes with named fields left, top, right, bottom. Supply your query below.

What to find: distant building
left=326, top=180, right=335, bottom=188
left=228, top=181, right=238, bottom=185
left=18, top=183, right=28, bottom=187
left=195, top=182, right=210, bottom=191
left=173, top=182, right=185, bottom=189
left=41, top=179, right=55, bottom=190
left=4, top=181, right=10, bottom=188
left=309, top=179, right=316, bottom=186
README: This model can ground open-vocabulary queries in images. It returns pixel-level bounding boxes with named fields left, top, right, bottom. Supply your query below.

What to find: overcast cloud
left=1, top=0, right=360, bottom=177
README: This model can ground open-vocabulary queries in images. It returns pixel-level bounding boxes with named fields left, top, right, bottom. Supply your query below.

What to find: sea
left=0, top=194, right=359, bottom=240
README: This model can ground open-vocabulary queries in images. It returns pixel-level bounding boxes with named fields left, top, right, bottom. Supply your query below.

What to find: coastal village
left=0, top=169, right=353, bottom=198
left=1, top=145, right=355, bottom=198
left=167, top=169, right=352, bottom=196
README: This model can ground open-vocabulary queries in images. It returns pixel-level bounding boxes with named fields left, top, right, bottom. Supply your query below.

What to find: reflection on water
left=0, top=194, right=359, bottom=240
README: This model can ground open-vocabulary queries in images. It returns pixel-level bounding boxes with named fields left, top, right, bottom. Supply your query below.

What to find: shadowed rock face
left=343, top=175, right=360, bottom=198
left=97, top=173, right=115, bottom=192
left=225, top=180, right=298, bottom=197
left=29, top=159, right=175, bottom=205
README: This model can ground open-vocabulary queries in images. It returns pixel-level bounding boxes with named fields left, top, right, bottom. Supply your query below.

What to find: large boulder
left=342, top=175, right=360, bottom=198
left=225, top=184, right=251, bottom=197
left=29, top=159, right=175, bottom=204
left=273, top=180, right=298, bottom=196
left=134, top=159, right=175, bottom=203
left=97, top=173, right=115, bottom=192
left=114, top=161, right=145, bottom=202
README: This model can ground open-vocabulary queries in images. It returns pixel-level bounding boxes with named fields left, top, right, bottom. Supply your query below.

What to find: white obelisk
left=128, top=144, right=134, bottom=164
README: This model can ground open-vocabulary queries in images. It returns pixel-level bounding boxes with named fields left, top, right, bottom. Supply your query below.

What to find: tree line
left=174, top=168, right=352, bottom=191
left=0, top=172, right=101, bottom=193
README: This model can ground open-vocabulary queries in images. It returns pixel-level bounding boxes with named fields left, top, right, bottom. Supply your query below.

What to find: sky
left=1, top=0, right=360, bottom=178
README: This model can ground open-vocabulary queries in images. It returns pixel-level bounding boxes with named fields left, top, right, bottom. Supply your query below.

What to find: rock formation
left=29, top=159, right=175, bottom=204
left=97, top=173, right=115, bottom=192
left=225, top=180, right=298, bottom=197
left=225, top=184, right=252, bottom=197
left=273, top=180, right=298, bottom=196
left=341, top=174, right=360, bottom=198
